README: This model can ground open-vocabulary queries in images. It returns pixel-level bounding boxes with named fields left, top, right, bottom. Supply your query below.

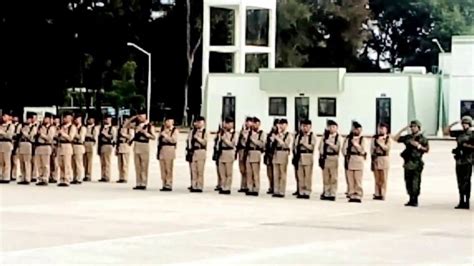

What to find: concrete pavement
left=0, top=135, right=472, bottom=264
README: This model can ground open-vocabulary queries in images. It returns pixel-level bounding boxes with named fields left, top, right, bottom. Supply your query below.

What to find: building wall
left=410, top=75, right=439, bottom=135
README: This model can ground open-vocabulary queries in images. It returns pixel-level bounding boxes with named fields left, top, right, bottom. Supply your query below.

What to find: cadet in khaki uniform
left=294, top=119, right=316, bottom=199
left=245, top=117, right=266, bottom=196
left=342, top=121, right=367, bottom=203
left=30, top=114, right=39, bottom=183
left=0, top=112, right=15, bottom=184
left=236, top=117, right=253, bottom=193
left=319, top=120, right=341, bottom=201
left=116, top=115, right=134, bottom=183
left=126, top=110, right=155, bottom=190
left=98, top=114, right=116, bottom=182
left=11, top=114, right=22, bottom=181
left=49, top=116, right=61, bottom=183
left=264, top=119, right=279, bottom=194
left=83, top=115, right=98, bottom=182
left=370, top=122, right=391, bottom=200
left=157, top=117, right=178, bottom=191
left=57, top=112, right=77, bottom=187
left=17, top=112, right=38, bottom=185
left=272, top=119, right=292, bottom=198
left=71, top=114, right=86, bottom=184
left=216, top=117, right=237, bottom=194
left=34, top=112, right=56, bottom=186
left=187, top=116, right=207, bottom=192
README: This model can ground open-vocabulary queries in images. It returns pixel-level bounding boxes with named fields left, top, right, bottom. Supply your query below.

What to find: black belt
left=85, top=137, right=95, bottom=143
left=276, top=148, right=290, bottom=151
left=249, top=147, right=263, bottom=151
left=350, top=152, right=364, bottom=156
left=135, top=140, right=149, bottom=143
left=20, top=140, right=31, bottom=143
left=300, top=150, right=313, bottom=154
left=59, top=141, right=71, bottom=144
left=0, top=139, right=12, bottom=142
left=161, top=143, right=177, bottom=146
left=36, top=143, right=51, bottom=146
left=101, top=143, right=114, bottom=146
left=193, top=147, right=206, bottom=150
left=326, top=152, right=338, bottom=156
left=375, top=154, right=388, bottom=157
left=222, top=147, right=234, bottom=150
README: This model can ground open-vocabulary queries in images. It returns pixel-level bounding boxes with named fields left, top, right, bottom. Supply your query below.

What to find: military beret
left=461, top=116, right=472, bottom=126
left=327, top=120, right=338, bottom=126
left=224, top=117, right=234, bottom=123
left=122, top=114, right=131, bottom=120
left=279, top=118, right=288, bottom=124
left=2, top=110, right=12, bottom=116
left=378, top=122, right=389, bottom=128
left=62, top=111, right=73, bottom=117
left=44, top=112, right=54, bottom=119
left=53, top=114, right=60, bottom=119
left=164, top=116, right=174, bottom=121
left=195, top=116, right=206, bottom=122
left=74, top=112, right=84, bottom=119
left=272, top=118, right=280, bottom=126
left=352, top=121, right=362, bottom=129
left=26, top=112, right=37, bottom=119
left=103, top=113, right=113, bottom=119
left=137, top=109, right=147, bottom=115
left=301, top=119, right=312, bottom=125
left=245, top=116, right=254, bottom=122
left=410, top=120, right=422, bottom=128
left=252, top=117, right=260, bottom=123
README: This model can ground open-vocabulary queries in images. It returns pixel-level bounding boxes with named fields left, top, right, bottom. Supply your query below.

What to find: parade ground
left=0, top=134, right=472, bottom=264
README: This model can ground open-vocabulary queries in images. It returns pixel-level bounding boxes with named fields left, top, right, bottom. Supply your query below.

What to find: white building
left=201, top=0, right=474, bottom=135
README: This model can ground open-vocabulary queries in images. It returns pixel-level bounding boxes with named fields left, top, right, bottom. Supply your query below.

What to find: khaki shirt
left=248, top=129, right=266, bottom=163
left=237, top=128, right=250, bottom=160
left=0, top=122, right=15, bottom=152
left=218, top=130, right=237, bottom=163
left=73, top=124, right=87, bottom=155
left=58, top=123, right=77, bottom=156
left=158, top=127, right=178, bottom=160
left=117, top=127, right=134, bottom=154
left=35, top=124, right=56, bottom=155
left=342, top=135, right=367, bottom=170
left=273, top=131, right=292, bottom=164
left=371, top=135, right=391, bottom=170
left=295, top=132, right=317, bottom=166
left=84, top=124, right=98, bottom=153
left=18, top=123, right=37, bottom=155
left=132, top=122, right=155, bottom=155
left=187, top=128, right=208, bottom=161
left=318, top=132, right=341, bottom=167
left=99, top=124, right=117, bottom=154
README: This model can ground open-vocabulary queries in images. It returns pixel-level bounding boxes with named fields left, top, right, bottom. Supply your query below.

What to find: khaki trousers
left=191, top=159, right=205, bottom=190
left=100, top=150, right=112, bottom=181
left=273, top=163, right=288, bottom=195
left=58, top=154, right=72, bottom=184
left=373, top=169, right=388, bottom=198
left=134, top=153, right=149, bottom=187
left=246, top=162, right=260, bottom=193
left=72, top=153, right=84, bottom=181
left=159, top=159, right=174, bottom=188
left=216, top=162, right=222, bottom=188
left=37, top=155, right=50, bottom=182
left=347, top=170, right=363, bottom=200
left=19, top=154, right=32, bottom=182
left=0, top=151, right=12, bottom=181
left=31, top=155, right=39, bottom=178
left=239, top=159, right=247, bottom=189
left=118, top=153, right=130, bottom=181
left=11, top=154, right=20, bottom=179
left=323, top=165, right=338, bottom=197
left=266, top=164, right=274, bottom=191
left=84, top=152, right=94, bottom=178
left=218, top=161, right=233, bottom=191
left=50, top=154, right=59, bottom=181
left=297, top=164, right=313, bottom=196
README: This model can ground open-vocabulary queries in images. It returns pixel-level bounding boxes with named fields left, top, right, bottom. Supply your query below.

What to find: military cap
left=461, top=116, right=472, bottom=126
left=164, top=116, right=174, bottom=121
left=53, top=114, right=60, bottom=119
left=2, top=110, right=12, bottom=116
left=245, top=116, right=253, bottom=122
left=410, top=120, right=422, bottom=128
left=224, top=117, right=234, bottom=123
left=352, top=121, right=362, bottom=129
left=301, top=119, right=312, bottom=125
left=44, top=112, right=54, bottom=119
left=327, top=120, right=338, bottom=126
left=279, top=118, right=288, bottom=124
left=272, top=118, right=280, bottom=126
left=252, top=117, right=260, bottom=123
left=378, top=122, right=389, bottom=128
left=103, top=113, right=113, bottom=119
left=74, top=112, right=84, bottom=119
left=137, top=109, right=147, bottom=115
left=26, top=112, right=37, bottom=119
left=62, top=111, right=73, bottom=117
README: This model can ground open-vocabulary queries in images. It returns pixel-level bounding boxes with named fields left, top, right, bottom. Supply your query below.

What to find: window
left=461, top=100, right=474, bottom=118
left=318, top=97, right=337, bottom=117
left=269, top=97, right=287, bottom=116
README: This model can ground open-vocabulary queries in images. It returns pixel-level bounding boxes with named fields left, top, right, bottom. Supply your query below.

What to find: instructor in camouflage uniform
left=394, top=120, right=429, bottom=207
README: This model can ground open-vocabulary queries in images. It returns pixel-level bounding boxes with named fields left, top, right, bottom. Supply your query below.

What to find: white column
left=201, top=3, right=211, bottom=116
left=268, top=4, right=277, bottom=68
left=234, top=4, right=246, bottom=73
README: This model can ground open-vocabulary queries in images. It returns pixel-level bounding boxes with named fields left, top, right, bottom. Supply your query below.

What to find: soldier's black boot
left=454, top=193, right=464, bottom=209
left=464, top=194, right=470, bottom=209
left=404, top=195, right=413, bottom=206
left=412, top=196, right=418, bottom=207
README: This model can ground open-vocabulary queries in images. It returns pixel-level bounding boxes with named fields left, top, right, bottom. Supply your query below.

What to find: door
left=295, top=97, right=310, bottom=131
left=376, top=98, right=391, bottom=133
left=222, top=96, right=236, bottom=123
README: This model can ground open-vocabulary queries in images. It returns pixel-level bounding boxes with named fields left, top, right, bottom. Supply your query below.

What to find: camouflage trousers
left=455, top=163, right=472, bottom=196
left=404, top=166, right=423, bottom=197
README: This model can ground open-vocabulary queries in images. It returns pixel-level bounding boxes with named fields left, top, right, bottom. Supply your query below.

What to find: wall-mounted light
left=299, top=93, right=305, bottom=96
left=380, top=93, right=387, bottom=97
left=226, top=92, right=232, bottom=96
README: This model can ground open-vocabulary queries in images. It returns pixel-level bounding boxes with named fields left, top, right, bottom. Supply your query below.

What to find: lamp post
left=127, top=42, right=151, bottom=119
left=432, top=38, right=446, bottom=137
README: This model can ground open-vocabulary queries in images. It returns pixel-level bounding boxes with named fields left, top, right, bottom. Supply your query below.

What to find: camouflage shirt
left=450, top=129, right=474, bottom=165
left=398, top=133, right=429, bottom=170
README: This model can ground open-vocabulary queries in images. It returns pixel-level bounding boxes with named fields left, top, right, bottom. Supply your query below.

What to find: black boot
left=455, top=193, right=464, bottom=209
left=412, top=196, right=418, bottom=207
left=464, top=194, right=470, bottom=209
left=404, top=195, right=413, bottom=206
